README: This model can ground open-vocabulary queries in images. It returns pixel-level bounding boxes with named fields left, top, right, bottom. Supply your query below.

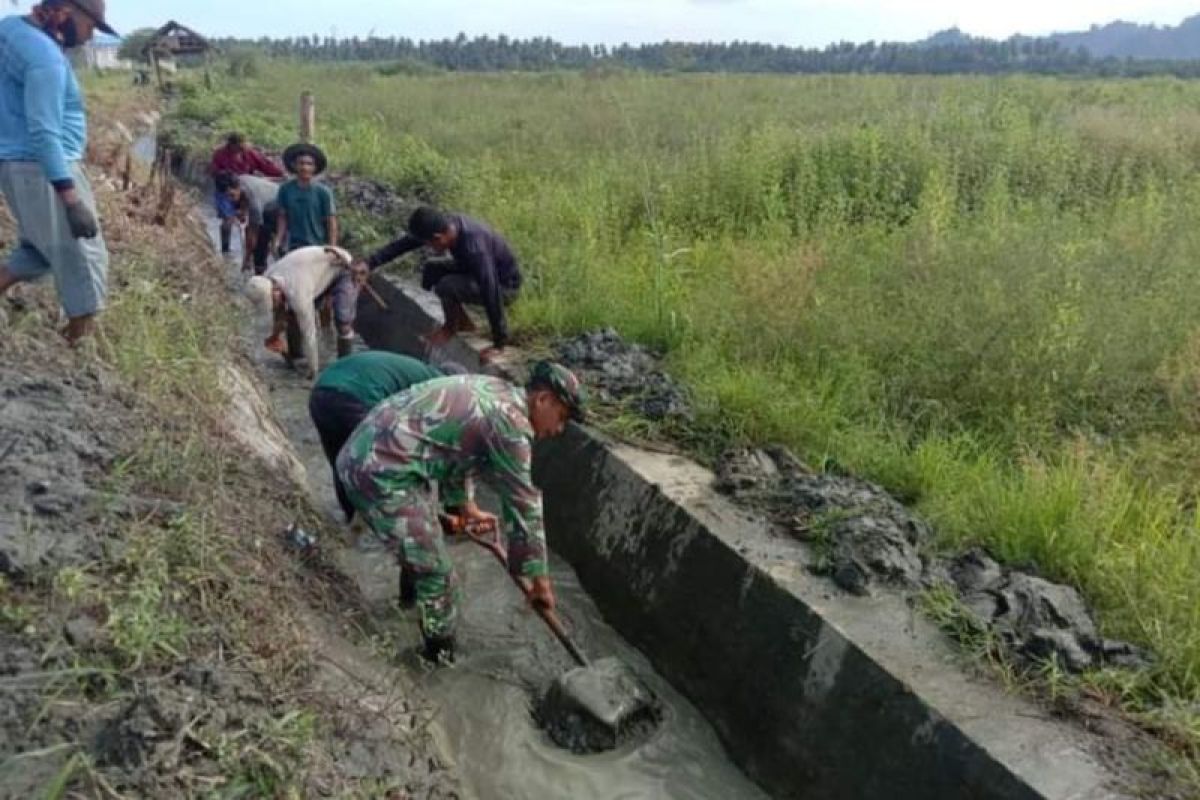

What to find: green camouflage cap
left=527, top=360, right=587, bottom=422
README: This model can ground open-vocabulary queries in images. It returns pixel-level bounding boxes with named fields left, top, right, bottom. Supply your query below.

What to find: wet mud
left=328, top=174, right=417, bottom=220
left=0, top=360, right=134, bottom=582
left=714, top=445, right=1151, bottom=674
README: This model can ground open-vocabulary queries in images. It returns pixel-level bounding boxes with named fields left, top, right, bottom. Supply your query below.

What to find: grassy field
left=171, top=63, right=1200, bottom=720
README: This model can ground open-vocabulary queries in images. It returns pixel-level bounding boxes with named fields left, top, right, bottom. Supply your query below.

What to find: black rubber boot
left=336, top=335, right=354, bottom=358
left=285, top=314, right=304, bottom=363
left=219, top=224, right=231, bottom=254
left=421, top=634, right=456, bottom=665
left=398, top=564, right=417, bottom=609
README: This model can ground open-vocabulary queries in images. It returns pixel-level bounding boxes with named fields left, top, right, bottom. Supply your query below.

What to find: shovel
left=439, top=513, right=660, bottom=752
left=441, top=513, right=588, bottom=667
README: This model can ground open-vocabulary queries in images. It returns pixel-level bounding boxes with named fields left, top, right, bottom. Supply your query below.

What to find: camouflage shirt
left=340, top=375, right=548, bottom=577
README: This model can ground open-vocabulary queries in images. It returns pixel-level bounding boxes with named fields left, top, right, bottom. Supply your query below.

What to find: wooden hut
left=141, top=21, right=214, bottom=91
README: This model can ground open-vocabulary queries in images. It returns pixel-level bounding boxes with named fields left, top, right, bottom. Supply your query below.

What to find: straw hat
left=282, top=142, right=328, bottom=175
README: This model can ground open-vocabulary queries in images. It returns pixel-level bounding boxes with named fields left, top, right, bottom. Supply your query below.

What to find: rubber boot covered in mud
left=285, top=313, right=304, bottom=365
left=399, top=562, right=417, bottom=609
left=423, top=634, right=455, bottom=665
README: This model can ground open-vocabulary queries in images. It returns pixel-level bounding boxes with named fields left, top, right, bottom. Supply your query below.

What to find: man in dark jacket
left=351, top=206, right=520, bottom=363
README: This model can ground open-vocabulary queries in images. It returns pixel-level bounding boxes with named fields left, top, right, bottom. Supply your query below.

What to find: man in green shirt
left=309, top=351, right=466, bottom=523
left=274, top=143, right=338, bottom=253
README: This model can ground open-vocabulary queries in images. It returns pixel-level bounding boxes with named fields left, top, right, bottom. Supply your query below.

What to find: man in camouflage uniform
left=336, top=360, right=585, bottom=662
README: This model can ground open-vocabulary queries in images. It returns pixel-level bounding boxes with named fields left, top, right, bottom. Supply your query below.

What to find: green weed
left=213, top=710, right=316, bottom=798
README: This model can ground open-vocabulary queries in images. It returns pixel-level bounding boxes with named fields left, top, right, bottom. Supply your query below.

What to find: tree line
left=204, top=33, right=1200, bottom=78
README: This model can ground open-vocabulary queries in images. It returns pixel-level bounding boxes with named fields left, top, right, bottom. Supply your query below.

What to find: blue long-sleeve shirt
left=0, top=15, right=86, bottom=189
left=366, top=213, right=521, bottom=346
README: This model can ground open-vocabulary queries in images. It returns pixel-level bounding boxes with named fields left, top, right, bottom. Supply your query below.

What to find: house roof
left=143, top=21, right=213, bottom=57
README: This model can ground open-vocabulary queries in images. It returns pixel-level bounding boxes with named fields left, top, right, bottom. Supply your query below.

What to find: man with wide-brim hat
left=282, top=142, right=328, bottom=175
left=273, top=141, right=338, bottom=254
left=0, top=0, right=117, bottom=345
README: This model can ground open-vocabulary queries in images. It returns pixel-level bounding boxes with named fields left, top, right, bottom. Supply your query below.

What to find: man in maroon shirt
left=209, top=132, right=283, bottom=255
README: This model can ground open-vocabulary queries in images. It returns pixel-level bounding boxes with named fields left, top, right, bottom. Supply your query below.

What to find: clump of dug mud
left=0, top=362, right=131, bottom=580
left=327, top=173, right=414, bottom=220
left=556, top=328, right=691, bottom=422
left=534, top=658, right=663, bottom=755
left=714, top=446, right=1151, bottom=675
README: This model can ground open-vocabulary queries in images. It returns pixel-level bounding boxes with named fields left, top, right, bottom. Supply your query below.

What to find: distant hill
left=921, top=14, right=1200, bottom=60
left=917, top=28, right=975, bottom=48
left=1049, top=15, right=1200, bottom=59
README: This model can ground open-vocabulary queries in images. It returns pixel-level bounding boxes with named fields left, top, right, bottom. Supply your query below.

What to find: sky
left=32, top=1, right=1200, bottom=46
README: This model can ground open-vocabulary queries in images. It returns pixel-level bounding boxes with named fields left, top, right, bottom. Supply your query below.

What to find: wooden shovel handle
left=448, top=514, right=591, bottom=668
left=362, top=281, right=389, bottom=310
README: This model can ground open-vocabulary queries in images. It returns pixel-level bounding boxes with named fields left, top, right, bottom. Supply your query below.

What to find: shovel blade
left=537, top=657, right=661, bottom=754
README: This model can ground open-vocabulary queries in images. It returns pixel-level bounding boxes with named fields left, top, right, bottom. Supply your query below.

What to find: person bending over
left=245, top=245, right=358, bottom=379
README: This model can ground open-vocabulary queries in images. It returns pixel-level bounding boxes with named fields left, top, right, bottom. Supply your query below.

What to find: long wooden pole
left=151, top=51, right=164, bottom=92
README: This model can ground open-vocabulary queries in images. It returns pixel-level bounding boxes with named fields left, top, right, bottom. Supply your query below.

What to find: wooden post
left=299, top=91, right=315, bottom=143
left=150, top=51, right=164, bottom=92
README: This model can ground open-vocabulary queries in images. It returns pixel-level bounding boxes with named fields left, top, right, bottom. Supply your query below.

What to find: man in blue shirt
left=0, top=0, right=116, bottom=344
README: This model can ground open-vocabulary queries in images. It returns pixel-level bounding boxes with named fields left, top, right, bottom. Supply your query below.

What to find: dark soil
left=713, top=446, right=1150, bottom=675
left=556, top=328, right=692, bottom=422
left=327, top=173, right=416, bottom=221
left=716, top=446, right=931, bottom=595
left=0, top=359, right=135, bottom=583
left=935, top=549, right=1152, bottom=673
left=0, top=114, right=462, bottom=798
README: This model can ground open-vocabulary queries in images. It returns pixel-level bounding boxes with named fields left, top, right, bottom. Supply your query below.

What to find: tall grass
left=190, top=64, right=1200, bottom=705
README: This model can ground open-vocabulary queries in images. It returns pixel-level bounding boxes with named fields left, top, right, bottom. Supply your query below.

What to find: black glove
left=64, top=200, right=99, bottom=239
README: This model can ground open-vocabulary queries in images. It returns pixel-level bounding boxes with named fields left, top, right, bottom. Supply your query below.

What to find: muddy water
left=203, top=212, right=768, bottom=800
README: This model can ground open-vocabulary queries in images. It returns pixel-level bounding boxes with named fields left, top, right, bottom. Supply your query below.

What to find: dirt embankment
left=0, top=97, right=459, bottom=798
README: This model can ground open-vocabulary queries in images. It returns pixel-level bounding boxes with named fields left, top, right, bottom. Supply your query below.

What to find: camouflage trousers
left=339, top=476, right=461, bottom=639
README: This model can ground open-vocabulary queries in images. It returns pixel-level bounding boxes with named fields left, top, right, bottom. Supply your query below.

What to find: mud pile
left=557, top=328, right=691, bottom=422
left=0, top=360, right=133, bottom=581
left=715, top=446, right=1151, bottom=674
left=328, top=173, right=413, bottom=220
left=535, top=658, right=663, bottom=754
left=936, top=549, right=1152, bottom=673
left=716, top=446, right=931, bottom=595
